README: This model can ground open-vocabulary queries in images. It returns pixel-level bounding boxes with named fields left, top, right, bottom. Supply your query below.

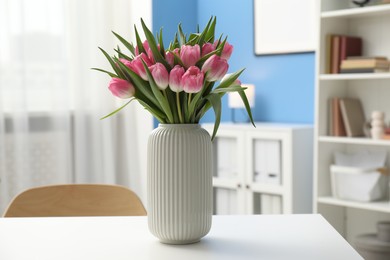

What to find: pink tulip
left=119, top=58, right=132, bottom=69
left=149, top=63, right=169, bottom=90
left=201, top=54, right=229, bottom=82
left=167, top=48, right=180, bottom=67
left=201, top=42, right=215, bottom=57
left=147, top=48, right=156, bottom=64
left=172, top=48, right=180, bottom=55
left=181, top=66, right=204, bottom=93
left=214, top=41, right=233, bottom=60
left=131, top=53, right=153, bottom=81
left=108, top=78, right=135, bottom=99
left=165, top=51, right=175, bottom=67
left=135, top=40, right=150, bottom=56
left=232, top=79, right=241, bottom=86
left=169, top=65, right=185, bottom=92
left=180, top=44, right=201, bottom=68
left=135, top=40, right=159, bottom=64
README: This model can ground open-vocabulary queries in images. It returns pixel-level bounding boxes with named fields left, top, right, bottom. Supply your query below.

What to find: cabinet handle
left=246, top=184, right=250, bottom=189
left=237, top=183, right=241, bottom=188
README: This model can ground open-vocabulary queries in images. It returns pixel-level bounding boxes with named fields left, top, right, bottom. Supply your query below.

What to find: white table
left=0, top=214, right=362, bottom=260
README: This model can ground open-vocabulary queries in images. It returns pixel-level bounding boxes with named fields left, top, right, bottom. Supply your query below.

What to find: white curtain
left=0, top=0, right=153, bottom=213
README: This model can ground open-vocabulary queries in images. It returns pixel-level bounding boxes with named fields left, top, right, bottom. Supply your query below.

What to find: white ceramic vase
left=147, top=124, right=212, bottom=244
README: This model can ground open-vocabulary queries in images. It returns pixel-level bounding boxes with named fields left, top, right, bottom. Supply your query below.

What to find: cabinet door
left=253, top=139, right=282, bottom=185
left=259, top=193, right=283, bottom=214
left=247, top=131, right=289, bottom=186
left=213, top=187, right=242, bottom=215
left=207, top=128, right=246, bottom=214
left=246, top=191, right=283, bottom=215
left=213, top=137, right=239, bottom=179
left=246, top=131, right=291, bottom=214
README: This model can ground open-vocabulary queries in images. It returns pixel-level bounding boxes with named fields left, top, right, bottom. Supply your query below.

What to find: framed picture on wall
left=253, top=0, right=317, bottom=55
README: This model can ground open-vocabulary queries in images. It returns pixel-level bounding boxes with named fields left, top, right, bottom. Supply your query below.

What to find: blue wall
left=152, top=0, right=198, bottom=50
left=153, top=0, right=315, bottom=124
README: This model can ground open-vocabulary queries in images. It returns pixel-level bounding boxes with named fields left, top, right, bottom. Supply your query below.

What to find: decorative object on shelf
left=352, top=0, right=371, bottom=7
left=330, top=150, right=388, bottom=202
left=371, top=111, right=385, bottom=139
left=94, top=17, right=255, bottom=244
left=228, top=82, right=255, bottom=123
left=355, top=221, right=390, bottom=260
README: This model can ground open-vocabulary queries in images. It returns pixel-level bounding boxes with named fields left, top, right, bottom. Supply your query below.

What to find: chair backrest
left=3, top=184, right=147, bottom=217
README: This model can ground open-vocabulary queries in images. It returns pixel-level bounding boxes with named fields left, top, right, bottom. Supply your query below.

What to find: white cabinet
left=203, top=123, right=313, bottom=215
left=315, top=0, right=390, bottom=243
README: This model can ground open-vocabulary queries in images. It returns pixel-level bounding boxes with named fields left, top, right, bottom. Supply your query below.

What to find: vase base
left=159, top=238, right=201, bottom=245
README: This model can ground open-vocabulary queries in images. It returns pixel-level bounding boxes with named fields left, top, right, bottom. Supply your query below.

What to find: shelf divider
left=319, top=73, right=390, bottom=81
left=321, top=5, right=390, bottom=19
left=318, top=136, right=390, bottom=146
left=318, top=196, right=390, bottom=213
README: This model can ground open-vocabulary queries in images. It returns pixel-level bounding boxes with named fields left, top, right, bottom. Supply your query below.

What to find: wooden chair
left=3, top=184, right=146, bottom=217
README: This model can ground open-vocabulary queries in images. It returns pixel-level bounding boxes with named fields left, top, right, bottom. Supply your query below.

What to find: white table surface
left=0, top=214, right=362, bottom=260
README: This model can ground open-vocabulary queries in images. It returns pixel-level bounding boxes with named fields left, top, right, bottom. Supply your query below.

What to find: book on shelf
left=329, top=35, right=362, bottom=74
left=331, top=35, right=341, bottom=74
left=346, top=56, right=387, bottom=61
left=325, top=34, right=332, bottom=74
left=340, top=68, right=390, bottom=73
left=329, top=97, right=346, bottom=137
left=341, top=59, right=390, bottom=69
left=340, top=36, right=362, bottom=63
left=339, top=98, right=366, bottom=137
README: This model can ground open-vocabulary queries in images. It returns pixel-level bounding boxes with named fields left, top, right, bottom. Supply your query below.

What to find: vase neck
left=158, top=124, right=201, bottom=129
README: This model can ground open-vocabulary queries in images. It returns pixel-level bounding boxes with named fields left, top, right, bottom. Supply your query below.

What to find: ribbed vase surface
left=147, top=124, right=212, bottom=244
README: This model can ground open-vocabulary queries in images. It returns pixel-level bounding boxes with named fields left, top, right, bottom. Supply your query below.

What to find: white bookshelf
left=315, top=0, right=390, bottom=243
left=203, top=123, right=313, bottom=216
left=320, top=73, right=390, bottom=80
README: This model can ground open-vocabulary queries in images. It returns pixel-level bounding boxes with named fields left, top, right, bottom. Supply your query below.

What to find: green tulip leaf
left=205, top=17, right=216, bottom=43
left=140, top=19, right=170, bottom=70
left=178, top=23, right=186, bottom=46
left=112, top=31, right=135, bottom=56
left=137, top=99, right=167, bottom=123
left=91, top=68, right=117, bottom=78
left=212, top=86, right=247, bottom=94
left=98, top=47, right=125, bottom=79
left=238, top=90, right=256, bottom=127
left=205, top=93, right=222, bottom=141
left=134, top=26, right=145, bottom=55
left=114, top=49, right=133, bottom=61
left=100, top=99, right=134, bottom=120
left=142, top=60, right=174, bottom=123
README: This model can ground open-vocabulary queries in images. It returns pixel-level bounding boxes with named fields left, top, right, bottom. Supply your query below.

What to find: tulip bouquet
left=94, top=17, right=254, bottom=139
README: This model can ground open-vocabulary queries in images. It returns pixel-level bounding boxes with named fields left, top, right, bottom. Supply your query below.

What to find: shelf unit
left=203, top=123, right=313, bottom=216
left=315, top=0, right=390, bottom=243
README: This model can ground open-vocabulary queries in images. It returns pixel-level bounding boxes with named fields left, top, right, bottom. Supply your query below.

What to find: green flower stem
left=188, top=93, right=192, bottom=109
left=176, top=92, right=183, bottom=123
left=161, top=90, right=170, bottom=123
left=162, top=89, right=168, bottom=105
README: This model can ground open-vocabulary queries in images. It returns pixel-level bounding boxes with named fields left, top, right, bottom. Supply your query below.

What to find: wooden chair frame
left=3, top=184, right=146, bottom=217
